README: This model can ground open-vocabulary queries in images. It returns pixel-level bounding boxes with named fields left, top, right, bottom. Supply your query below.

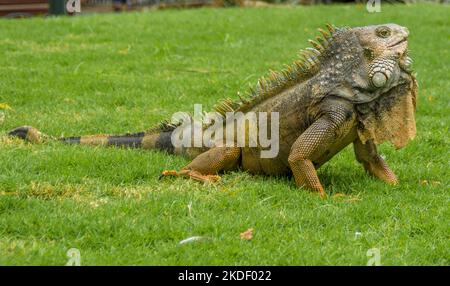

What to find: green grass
left=0, top=4, right=449, bottom=265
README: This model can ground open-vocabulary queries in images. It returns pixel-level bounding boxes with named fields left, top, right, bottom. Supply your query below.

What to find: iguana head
left=347, top=24, right=417, bottom=149
left=353, top=24, right=412, bottom=89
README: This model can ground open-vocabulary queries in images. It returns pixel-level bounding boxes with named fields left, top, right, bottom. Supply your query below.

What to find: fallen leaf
left=240, top=228, right=254, bottom=240
left=0, top=191, right=18, bottom=196
left=431, top=181, right=441, bottom=186
left=0, top=103, right=12, bottom=110
left=421, top=180, right=441, bottom=186
left=332, top=193, right=346, bottom=198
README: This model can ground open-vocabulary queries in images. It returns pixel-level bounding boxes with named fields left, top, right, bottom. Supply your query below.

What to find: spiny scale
left=318, top=28, right=330, bottom=39
left=308, top=40, right=324, bottom=52
left=326, top=23, right=335, bottom=33
left=146, top=120, right=179, bottom=133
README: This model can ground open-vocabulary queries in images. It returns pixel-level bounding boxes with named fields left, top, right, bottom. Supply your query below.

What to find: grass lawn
left=0, top=4, right=449, bottom=265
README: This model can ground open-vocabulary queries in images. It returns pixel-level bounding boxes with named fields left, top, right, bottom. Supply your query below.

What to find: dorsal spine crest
left=211, top=24, right=342, bottom=116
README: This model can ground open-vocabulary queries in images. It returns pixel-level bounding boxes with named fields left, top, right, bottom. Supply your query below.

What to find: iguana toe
left=180, top=169, right=221, bottom=184
left=160, top=169, right=221, bottom=184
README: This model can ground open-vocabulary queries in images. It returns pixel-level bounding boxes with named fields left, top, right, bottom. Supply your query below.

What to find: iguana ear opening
left=363, top=48, right=375, bottom=61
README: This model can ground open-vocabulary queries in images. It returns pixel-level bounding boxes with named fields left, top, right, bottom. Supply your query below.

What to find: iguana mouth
left=388, top=38, right=407, bottom=48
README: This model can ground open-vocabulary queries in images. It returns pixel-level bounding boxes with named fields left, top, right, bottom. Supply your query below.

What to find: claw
left=314, top=185, right=327, bottom=199
left=318, top=190, right=327, bottom=199
left=162, top=170, right=179, bottom=176
left=159, top=169, right=221, bottom=184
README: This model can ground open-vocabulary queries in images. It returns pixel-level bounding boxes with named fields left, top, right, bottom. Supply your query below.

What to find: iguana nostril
left=372, top=72, right=387, bottom=88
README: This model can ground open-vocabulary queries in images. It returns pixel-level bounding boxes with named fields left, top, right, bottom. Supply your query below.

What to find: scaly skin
left=8, top=24, right=418, bottom=197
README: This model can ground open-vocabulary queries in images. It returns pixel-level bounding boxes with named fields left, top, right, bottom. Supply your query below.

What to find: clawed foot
left=318, top=189, right=327, bottom=199
left=312, top=186, right=327, bottom=199
left=160, top=169, right=221, bottom=184
left=363, top=161, right=398, bottom=185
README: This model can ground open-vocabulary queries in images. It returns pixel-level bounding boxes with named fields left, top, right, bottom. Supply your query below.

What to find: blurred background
left=1, top=0, right=448, bottom=18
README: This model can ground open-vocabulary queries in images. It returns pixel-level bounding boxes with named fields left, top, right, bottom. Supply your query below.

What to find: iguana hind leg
left=353, top=139, right=398, bottom=185
left=161, top=147, right=241, bottom=183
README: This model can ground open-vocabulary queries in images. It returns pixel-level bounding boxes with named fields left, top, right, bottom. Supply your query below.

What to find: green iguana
left=9, top=24, right=417, bottom=198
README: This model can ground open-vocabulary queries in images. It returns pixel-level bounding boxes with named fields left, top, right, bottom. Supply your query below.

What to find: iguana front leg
left=353, top=139, right=398, bottom=185
left=288, top=104, right=355, bottom=197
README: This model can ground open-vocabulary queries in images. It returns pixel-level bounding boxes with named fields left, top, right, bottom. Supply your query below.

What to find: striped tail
left=8, top=126, right=176, bottom=154
left=60, top=131, right=175, bottom=153
left=8, top=124, right=208, bottom=159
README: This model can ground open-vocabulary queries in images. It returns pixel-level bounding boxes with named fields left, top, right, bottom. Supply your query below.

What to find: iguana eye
left=376, top=27, right=391, bottom=38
